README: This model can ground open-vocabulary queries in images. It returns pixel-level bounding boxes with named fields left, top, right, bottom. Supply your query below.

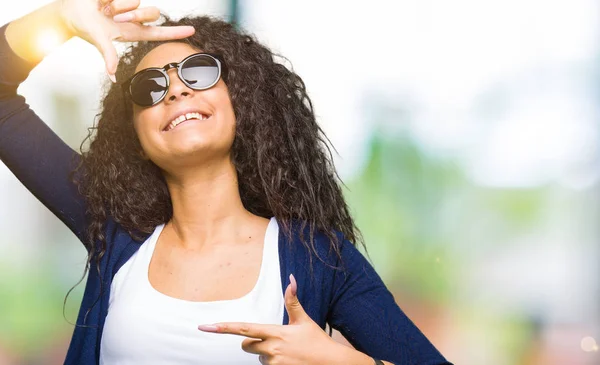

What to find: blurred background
left=0, top=0, right=598, bottom=364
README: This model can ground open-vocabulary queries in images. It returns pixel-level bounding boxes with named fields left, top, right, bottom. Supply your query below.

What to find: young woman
left=1, top=0, right=451, bottom=364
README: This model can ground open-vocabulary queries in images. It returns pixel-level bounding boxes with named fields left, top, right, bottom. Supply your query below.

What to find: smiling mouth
left=164, top=112, right=212, bottom=132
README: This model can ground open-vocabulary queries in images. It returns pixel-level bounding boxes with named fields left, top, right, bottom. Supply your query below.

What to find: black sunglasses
left=121, top=53, right=225, bottom=107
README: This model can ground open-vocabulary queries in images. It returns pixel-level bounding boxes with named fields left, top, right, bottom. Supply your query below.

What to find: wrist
left=6, top=1, right=74, bottom=63
left=327, top=342, right=374, bottom=365
left=54, top=0, right=78, bottom=39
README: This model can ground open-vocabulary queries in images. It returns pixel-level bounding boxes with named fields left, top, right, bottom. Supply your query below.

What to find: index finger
left=118, top=23, right=195, bottom=42
left=198, top=322, right=281, bottom=340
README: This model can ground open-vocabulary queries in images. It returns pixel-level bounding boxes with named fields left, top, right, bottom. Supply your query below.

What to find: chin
left=170, top=143, right=232, bottom=166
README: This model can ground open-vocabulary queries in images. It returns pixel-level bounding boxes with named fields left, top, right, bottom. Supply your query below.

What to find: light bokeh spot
left=37, top=28, right=64, bottom=56
left=581, top=336, right=598, bottom=352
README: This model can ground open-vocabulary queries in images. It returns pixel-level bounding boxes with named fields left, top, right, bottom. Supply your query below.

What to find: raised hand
left=198, top=274, right=354, bottom=365
left=58, top=0, right=194, bottom=79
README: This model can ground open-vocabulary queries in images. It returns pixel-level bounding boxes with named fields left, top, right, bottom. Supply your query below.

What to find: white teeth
left=166, top=112, right=210, bottom=131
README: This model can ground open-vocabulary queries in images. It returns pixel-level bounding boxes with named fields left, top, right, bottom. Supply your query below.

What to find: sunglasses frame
left=121, top=52, right=225, bottom=107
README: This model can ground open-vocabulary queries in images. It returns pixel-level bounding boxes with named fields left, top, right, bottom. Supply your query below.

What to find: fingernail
left=103, top=5, right=112, bottom=16
left=108, top=73, right=116, bottom=83
left=289, top=274, right=297, bottom=296
left=113, top=13, right=134, bottom=22
left=198, top=324, right=219, bottom=332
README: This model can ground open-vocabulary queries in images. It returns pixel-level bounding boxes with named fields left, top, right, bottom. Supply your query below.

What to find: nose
left=164, top=68, right=193, bottom=104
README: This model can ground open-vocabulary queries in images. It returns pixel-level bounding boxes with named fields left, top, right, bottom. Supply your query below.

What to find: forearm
left=0, top=20, right=89, bottom=245
left=5, top=0, right=74, bottom=64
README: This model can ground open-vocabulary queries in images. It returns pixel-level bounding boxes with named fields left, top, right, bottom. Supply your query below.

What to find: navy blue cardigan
left=0, top=23, right=451, bottom=365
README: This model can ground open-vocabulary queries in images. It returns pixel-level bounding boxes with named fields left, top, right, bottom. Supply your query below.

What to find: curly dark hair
left=71, top=15, right=365, bottom=300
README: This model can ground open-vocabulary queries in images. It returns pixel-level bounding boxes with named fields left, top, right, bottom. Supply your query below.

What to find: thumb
left=285, top=274, right=308, bottom=324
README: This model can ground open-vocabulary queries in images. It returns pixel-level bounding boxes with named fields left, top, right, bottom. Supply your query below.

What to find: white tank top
left=99, top=217, right=284, bottom=364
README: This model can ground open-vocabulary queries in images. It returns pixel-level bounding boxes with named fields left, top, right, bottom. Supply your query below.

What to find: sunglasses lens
left=181, top=55, right=220, bottom=89
left=130, top=69, right=168, bottom=106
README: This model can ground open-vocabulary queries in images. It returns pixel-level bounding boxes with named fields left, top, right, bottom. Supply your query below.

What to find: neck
left=163, top=157, right=260, bottom=251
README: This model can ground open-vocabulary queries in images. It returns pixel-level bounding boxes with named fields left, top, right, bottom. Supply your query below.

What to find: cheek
left=131, top=110, right=157, bottom=154
left=219, top=92, right=236, bottom=132
left=132, top=115, right=144, bottom=142
left=223, top=103, right=237, bottom=142
left=133, top=108, right=156, bottom=136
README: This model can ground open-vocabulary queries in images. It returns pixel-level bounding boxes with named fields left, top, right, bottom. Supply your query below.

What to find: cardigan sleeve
left=0, top=22, right=89, bottom=246
left=326, top=239, right=452, bottom=365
